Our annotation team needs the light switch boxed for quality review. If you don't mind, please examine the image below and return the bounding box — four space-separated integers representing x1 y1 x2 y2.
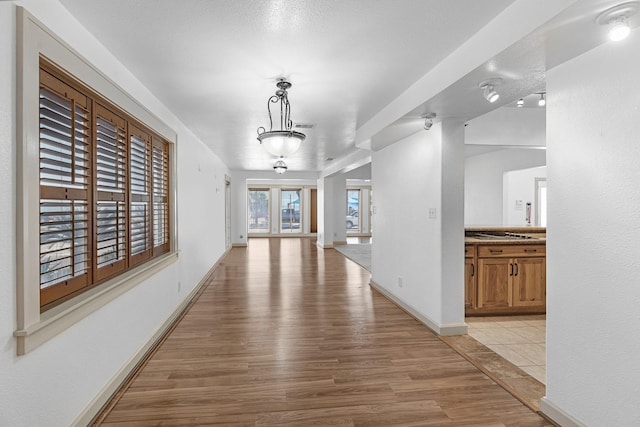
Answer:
428 208 437 219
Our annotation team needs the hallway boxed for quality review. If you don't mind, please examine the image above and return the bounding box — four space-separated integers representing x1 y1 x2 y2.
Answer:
94 238 550 426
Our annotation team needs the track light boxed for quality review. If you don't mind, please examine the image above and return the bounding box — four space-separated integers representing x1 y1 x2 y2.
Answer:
479 78 503 103
423 113 436 130
596 2 638 42
516 98 524 108
609 17 631 40
538 93 546 107
483 85 499 103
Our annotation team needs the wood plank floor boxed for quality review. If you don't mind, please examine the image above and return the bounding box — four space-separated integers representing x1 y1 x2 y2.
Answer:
95 238 552 426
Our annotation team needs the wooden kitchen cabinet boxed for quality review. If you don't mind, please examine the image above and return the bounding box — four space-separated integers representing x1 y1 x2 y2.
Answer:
464 245 476 309
512 257 546 307
475 244 546 314
477 257 511 309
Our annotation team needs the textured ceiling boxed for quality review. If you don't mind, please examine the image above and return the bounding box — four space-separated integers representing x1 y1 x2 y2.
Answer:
58 0 515 171
58 0 633 172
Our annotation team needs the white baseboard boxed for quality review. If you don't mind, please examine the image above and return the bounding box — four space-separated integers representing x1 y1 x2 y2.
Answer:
317 241 333 249
232 242 248 247
369 279 467 336
540 397 586 427
332 240 348 246
72 247 231 427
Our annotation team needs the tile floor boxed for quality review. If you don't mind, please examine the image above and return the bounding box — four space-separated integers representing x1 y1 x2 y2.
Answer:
465 315 546 384
346 236 372 244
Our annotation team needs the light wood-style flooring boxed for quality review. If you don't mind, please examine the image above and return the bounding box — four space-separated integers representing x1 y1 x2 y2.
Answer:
94 238 552 426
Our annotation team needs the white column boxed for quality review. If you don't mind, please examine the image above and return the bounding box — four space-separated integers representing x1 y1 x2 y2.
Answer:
440 119 466 327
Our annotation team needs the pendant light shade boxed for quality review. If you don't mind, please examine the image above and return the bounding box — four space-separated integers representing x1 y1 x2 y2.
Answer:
273 158 288 174
259 131 305 157
257 80 306 158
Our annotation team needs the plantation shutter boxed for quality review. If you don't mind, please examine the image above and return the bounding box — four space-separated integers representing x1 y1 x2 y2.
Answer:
152 137 170 255
37 60 173 310
129 125 152 265
94 104 128 281
39 70 92 307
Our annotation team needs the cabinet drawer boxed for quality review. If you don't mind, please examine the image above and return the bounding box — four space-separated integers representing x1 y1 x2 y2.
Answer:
478 244 545 258
465 244 475 258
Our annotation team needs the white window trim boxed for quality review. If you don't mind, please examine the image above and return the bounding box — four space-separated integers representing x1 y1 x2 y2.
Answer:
346 184 372 236
14 8 178 355
279 187 304 234
246 184 316 237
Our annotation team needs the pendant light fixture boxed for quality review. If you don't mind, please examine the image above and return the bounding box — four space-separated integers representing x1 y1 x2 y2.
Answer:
257 79 306 158
596 2 638 42
273 158 288 174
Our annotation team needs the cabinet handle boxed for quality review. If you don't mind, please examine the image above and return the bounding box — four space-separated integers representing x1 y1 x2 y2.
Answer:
514 263 519 276
471 263 475 277
524 248 537 253
490 249 503 254
510 263 514 276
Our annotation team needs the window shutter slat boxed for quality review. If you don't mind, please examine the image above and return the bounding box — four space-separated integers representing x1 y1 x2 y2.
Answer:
95 106 128 279
96 116 127 193
39 81 91 305
39 199 89 290
152 139 169 254
129 128 152 264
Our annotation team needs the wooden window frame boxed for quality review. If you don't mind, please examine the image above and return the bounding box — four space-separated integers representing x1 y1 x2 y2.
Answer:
15 9 177 355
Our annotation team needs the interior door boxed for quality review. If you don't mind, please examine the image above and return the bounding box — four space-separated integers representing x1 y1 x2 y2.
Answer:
310 188 317 233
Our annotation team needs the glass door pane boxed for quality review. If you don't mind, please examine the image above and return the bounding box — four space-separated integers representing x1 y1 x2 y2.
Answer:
248 189 270 233
346 189 360 233
281 189 301 233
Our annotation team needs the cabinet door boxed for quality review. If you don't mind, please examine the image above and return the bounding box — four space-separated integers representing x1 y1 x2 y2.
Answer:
512 257 546 307
477 258 512 308
465 257 476 309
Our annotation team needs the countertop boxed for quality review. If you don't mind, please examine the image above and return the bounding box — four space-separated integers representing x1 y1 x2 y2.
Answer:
465 227 546 245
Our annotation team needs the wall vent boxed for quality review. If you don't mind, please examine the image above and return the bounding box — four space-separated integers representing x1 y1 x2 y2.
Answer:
294 123 314 129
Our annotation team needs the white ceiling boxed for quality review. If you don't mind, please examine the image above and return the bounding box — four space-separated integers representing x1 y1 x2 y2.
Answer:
58 0 638 172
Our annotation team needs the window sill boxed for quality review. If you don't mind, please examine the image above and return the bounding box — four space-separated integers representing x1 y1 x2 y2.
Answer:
14 252 178 355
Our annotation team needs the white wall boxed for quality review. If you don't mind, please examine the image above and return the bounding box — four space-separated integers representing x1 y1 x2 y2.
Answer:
465 148 546 225
1 2 229 426
503 166 546 226
371 121 465 332
542 29 640 426
317 174 346 247
466 106 546 147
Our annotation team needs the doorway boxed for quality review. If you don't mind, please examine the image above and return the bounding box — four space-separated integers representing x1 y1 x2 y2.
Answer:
225 176 231 249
